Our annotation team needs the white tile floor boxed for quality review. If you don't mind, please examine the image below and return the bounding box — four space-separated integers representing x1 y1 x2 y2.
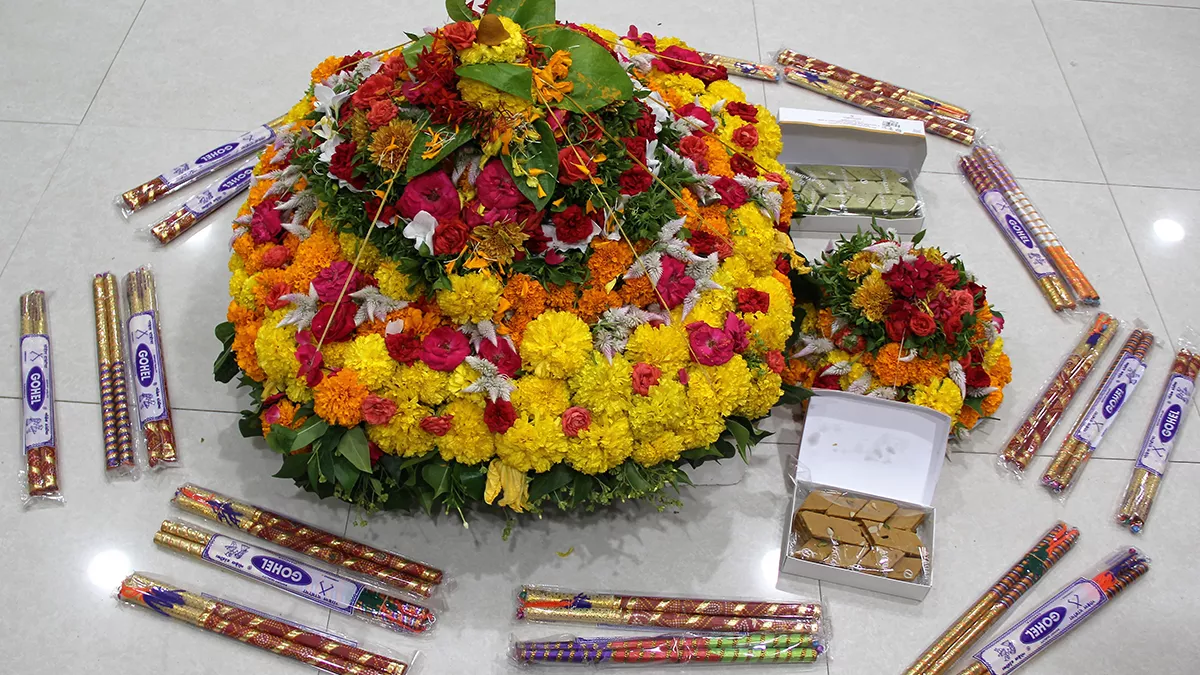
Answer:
1 0 1197 673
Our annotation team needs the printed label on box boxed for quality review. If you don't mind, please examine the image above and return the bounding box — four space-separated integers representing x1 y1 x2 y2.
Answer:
973 578 1106 674
161 125 275 188
1136 374 1193 476
981 190 1056 278
780 108 926 136
21 335 54 453
1073 354 1146 448
202 535 364 615
127 311 168 423
182 165 254 219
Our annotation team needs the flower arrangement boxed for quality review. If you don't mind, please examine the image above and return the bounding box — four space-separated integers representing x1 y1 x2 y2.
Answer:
213 0 808 520
783 227 1010 436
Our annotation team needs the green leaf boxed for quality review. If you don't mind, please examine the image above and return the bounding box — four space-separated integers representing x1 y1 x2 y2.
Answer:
456 464 488 501
407 123 473 179
501 118 558 210
403 34 435 69
307 453 324 487
912 229 927 246
318 447 336 488
215 321 235 344
289 418 329 452
487 0 555 29
333 455 361 493
455 63 533 101
213 344 239 383
535 27 632 113
238 414 263 438
445 0 478 21
779 383 814 406
266 425 298 455
679 444 724 466
422 462 452 499
570 473 595 507
380 452 437 482
417 489 436 515
274 452 310 479
963 397 986 415
337 426 373 473
726 418 752 450
528 463 574 501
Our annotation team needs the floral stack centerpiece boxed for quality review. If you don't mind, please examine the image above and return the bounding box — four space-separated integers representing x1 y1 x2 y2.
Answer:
214 0 807 520
783 227 1010 438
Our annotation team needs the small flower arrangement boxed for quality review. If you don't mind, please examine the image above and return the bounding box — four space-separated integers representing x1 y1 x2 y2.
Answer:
214 0 809 520
783 226 1010 436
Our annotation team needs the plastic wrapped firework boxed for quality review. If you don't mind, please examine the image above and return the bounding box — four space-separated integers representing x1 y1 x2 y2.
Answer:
901 522 1080 675
172 483 444 599
19 291 62 503
1117 333 1200 533
93 274 137 475
958 155 1074 312
697 52 782 82
972 145 1098 305
116 118 281 216
154 519 435 634
149 160 255 244
1000 313 1119 473
955 548 1150 675
775 49 970 122
517 586 822 634
1043 329 1155 494
126 267 178 468
513 633 825 666
100 273 139 471
117 572 415 675
782 66 977 145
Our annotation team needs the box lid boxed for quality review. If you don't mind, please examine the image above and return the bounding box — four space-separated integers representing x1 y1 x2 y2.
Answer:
794 390 949 507
778 108 928 178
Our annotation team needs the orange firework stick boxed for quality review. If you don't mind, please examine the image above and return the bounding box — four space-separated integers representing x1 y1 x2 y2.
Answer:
19 291 61 500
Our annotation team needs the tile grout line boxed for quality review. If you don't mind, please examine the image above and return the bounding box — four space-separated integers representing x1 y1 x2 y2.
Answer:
0 126 79 277
1071 0 1200 11
922 168 1200 193
78 0 147 125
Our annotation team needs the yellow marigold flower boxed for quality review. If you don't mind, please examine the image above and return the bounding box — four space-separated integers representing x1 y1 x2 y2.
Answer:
732 205 778 274
369 118 419 173
337 233 383 275
285 96 315 125
738 370 783 419
367 397 434 457
846 251 877 280
625 324 691 374
632 431 685 466
567 418 634 475
698 355 752 416
375 261 415 301
629 379 689 442
438 398 496 465
851 270 894 322
484 459 529 512
922 247 945 263
688 288 735 329
910 377 964 419
342 334 396 392
438 273 504 325
458 77 534 114
677 377 725 448
254 310 298 385
743 275 793 351
706 79 747 103
285 377 313 404
520 310 593 379
495 416 569 473
385 362 451 407
652 72 705 96
569 353 632 420
313 369 369 427
511 376 571 420
714 256 756 291
798 303 820 335
984 337 1005 371
446 362 481 400
229 268 255 309
459 16 526 64
580 23 620 45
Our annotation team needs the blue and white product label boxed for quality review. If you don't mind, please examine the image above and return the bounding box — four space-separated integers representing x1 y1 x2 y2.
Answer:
160 125 275 188
127 311 168 423
980 190 1056 278
973 578 1107 674
1136 374 1194 476
181 165 254 219
20 335 54 453
1073 353 1147 448
202 534 364 615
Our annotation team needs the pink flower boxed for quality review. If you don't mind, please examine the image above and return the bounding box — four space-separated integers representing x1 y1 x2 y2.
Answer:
476 160 525 209
361 394 398 425
262 403 282 427
561 406 592 438
723 313 751 353
676 103 715 132
295 336 324 387
399 171 460 222
478 339 521 378
656 256 696 309
420 415 453 436
250 196 283 244
420 326 471 372
687 321 735 366
677 368 689 385
631 362 662 396
312 261 368 303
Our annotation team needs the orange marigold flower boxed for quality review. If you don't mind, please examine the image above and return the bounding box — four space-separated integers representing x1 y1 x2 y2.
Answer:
247 179 274 211
577 286 621 323
227 299 258 327
392 306 442 338
232 234 256 266
981 388 1004 416
252 268 288 308
817 309 835 339
705 136 732 177
618 276 657 308
675 188 700 222
311 55 342 84
958 405 980 429
587 240 634 286
782 359 815 387
701 206 731 238
286 228 342 291
545 282 578 312
501 273 547 343
313 368 368 427
232 318 266 382
780 185 797 223
356 318 388 338
870 343 948 387
261 399 307 437
987 352 1013 389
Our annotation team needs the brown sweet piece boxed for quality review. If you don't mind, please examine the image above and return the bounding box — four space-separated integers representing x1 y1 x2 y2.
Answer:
855 499 899 523
887 508 927 531
793 537 833 562
477 14 510 45
825 516 868 546
794 511 868 546
828 544 866 568
858 546 906 571
887 557 925 582
867 526 925 557
824 496 869 519
798 490 839 513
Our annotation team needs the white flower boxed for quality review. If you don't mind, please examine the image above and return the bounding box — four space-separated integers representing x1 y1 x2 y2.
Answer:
463 356 516 402
402 211 438 254
385 319 405 335
460 320 500 350
948 360 967 400
350 286 407 326
624 250 663 285
318 133 343 166
277 284 320 330
313 84 350 118
968 386 998 399
791 336 834 359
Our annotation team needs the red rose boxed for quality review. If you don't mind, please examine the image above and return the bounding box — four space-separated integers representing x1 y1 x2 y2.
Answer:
909 312 937 337
730 153 758 177
261 245 291 269
558 146 597 184
384 331 421 364
725 101 759 123
966 365 991 389
361 394 398 425
625 25 657 50
690 230 732 260
813 371 842 390
363 195 399 225
678 134 709 162
687 322 734 366
419 414 454 436
631 362 662 396
399 171 460 221
250 196 284 244
634 106 656 139
484 399 517 433
724 312 750 353
551 205 597 244
521 214 551 255
264 281 292 310
561 406 592 438
943 314 964 341
618 165 654 195
937 263 961 288
766 350 785 374
676 103 715 132
883 257 938 297
420 326 470 371
366 99 398 129
329 141 365 190
885 301 915 342
653 46 726 83
478 338 522 378
736 287 770 314
433 218 470 256
312 260 368 303
732 124 759 150
775 254 790 276
624 136 647 162
965 281 987 309
713 176 748 208
656 256 696 309
476 160 525 209
442 20 477 50
836 331 866 354
337 50 373 73
351 72 394 109
310 302 358 343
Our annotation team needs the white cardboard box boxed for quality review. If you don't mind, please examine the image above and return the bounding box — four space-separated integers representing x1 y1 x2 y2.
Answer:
778 390 950 601
779 108 928 236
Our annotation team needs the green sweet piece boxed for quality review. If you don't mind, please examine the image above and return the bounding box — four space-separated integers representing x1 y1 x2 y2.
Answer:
849 181 882 199
810 179 839 196
817 194 849 213
873 194 899 214
843 194 874 214
864 195 888 216
795 165 826 179
879 168 907 184
846 166 881 181
799 183 821 211
889 195 919 216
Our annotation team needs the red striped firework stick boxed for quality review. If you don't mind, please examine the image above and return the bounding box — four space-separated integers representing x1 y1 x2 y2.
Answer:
518 604 820 633
127 267 179 467
20 291 61 499
777 49 970 121
972 145 1098 305
783 66 976 145
519 586 821 618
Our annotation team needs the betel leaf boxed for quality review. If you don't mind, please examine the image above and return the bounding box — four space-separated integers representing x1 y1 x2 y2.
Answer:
289 417 329 452
622 462 650 492
337 426 373 473
215 321 235 343
273 452 310 479
238 413 263 438
456 464 487 501
726 418 752 450
487 0 555 30
266 425 298 455
422 462 452 499
528 463 573 501
307 453 324 487
407 123 473 179
403 34 435 69
455 63 533 101
570 473 595 507
445 0 479 22
534 27 632 113
501 118 558 210
333 455 361 493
